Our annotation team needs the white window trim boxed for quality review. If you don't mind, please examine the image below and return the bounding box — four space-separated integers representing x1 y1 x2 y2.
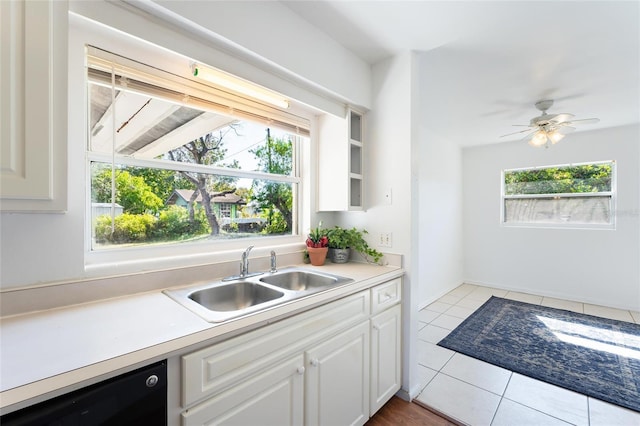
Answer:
500 161 617 230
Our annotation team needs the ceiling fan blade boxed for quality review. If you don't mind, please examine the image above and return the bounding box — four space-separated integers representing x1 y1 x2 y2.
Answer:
500 127 534 138
566 117 600 125
549 113 575 123
521 130 539 142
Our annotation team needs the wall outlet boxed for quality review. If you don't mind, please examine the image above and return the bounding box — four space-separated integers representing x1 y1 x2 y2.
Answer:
379 232 392 248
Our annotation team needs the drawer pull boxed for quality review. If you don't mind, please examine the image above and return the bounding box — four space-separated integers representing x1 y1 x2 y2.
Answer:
310 358 319 367
297 366 306 375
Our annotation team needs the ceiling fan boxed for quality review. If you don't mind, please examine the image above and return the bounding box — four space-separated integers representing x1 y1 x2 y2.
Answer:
501 99 600 148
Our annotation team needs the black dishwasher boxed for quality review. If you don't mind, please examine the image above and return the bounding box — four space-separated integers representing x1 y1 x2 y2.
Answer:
1 360 167 426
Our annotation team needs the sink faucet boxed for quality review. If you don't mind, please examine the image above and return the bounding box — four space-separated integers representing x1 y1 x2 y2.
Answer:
240 245 254 277
270 250 277 273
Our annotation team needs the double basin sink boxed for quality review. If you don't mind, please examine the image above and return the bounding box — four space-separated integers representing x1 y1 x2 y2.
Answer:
164 267 353 323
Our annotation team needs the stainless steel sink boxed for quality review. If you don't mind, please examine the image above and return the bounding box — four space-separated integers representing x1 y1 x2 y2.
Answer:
164 267 353 323
260 269 352 291
188 281 284 312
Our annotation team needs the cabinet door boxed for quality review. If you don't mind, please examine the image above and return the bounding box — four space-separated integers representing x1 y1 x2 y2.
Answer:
182 355 304 426
305 321 370 426
370 304 402 415
0 0 67 212
317 108 364 211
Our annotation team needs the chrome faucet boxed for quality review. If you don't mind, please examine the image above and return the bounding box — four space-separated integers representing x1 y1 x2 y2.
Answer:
222 245 265 281
240 245 254 277
270 250 277 273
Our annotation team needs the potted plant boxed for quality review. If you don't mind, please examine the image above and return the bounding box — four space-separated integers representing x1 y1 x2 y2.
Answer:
326 226 383 264
305 222 329 266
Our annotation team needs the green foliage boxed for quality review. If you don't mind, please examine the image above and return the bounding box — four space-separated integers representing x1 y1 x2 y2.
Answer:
326 226 383 263
92 169 163 214
505 164 612 195
223 221 240 233
261 210 288 234
153 205 209 239
129 168 185 203
306 222 328 248
167 127 241 235
116 172 164 214
96 205 212 244
251 132 293 233
326 226 353 249
95 213 156 244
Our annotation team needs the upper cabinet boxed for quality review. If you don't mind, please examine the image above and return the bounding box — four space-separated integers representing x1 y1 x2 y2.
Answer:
0 0 68 212
317 109 364 211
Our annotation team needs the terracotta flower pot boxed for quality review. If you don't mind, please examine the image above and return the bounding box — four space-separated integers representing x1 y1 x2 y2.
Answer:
307 247 328 266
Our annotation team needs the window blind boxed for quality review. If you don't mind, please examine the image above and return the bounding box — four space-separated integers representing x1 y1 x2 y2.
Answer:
86 46 311 138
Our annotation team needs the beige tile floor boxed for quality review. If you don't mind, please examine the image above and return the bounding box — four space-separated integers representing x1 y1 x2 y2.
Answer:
415 284 640 426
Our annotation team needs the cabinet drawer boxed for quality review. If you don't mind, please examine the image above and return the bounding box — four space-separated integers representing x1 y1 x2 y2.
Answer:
371 278 401 315
182 290 370 407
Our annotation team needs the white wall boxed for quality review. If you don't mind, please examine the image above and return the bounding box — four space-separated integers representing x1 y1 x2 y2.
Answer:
150 0 372 110
462 124 640 311
415 125 464 307
0 1 371 289
411 52 466 309
334 52 419 398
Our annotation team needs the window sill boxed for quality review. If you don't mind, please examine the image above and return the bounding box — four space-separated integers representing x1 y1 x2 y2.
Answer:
501 222 615 231
85 236 304 278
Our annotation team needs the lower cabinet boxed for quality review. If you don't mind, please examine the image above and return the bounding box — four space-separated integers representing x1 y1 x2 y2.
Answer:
182 355 304 426
180 279 402 426
305 321 370 426
370 304 402 415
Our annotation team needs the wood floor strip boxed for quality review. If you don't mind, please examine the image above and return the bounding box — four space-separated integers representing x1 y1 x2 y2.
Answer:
366 397 459 426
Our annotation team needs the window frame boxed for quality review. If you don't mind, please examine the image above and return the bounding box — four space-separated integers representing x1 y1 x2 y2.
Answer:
500 160 616 230
76 19 312 271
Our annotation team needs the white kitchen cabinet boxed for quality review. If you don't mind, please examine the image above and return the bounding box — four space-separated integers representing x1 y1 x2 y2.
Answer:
0 0 68 212
181 291 369 407
180 277 403 425
181 290 371 424
317 109 364 211
305 321 370 426
370 304 402 415
182 355 304 426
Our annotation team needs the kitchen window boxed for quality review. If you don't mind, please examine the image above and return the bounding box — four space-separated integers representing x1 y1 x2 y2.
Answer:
502 161 615 228
87 47 309 251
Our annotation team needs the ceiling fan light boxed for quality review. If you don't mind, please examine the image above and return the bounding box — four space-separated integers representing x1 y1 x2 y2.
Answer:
548 131 565 144
529 130 548 147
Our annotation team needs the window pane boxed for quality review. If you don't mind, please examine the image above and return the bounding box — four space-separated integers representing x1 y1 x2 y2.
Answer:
502 161 614 227
90 162 295 249
89 81 294 176
504 164 612 195
504 196 612 225
88 59 303 251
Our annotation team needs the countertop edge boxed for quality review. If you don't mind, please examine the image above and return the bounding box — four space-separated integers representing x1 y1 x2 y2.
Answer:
0 264 404 413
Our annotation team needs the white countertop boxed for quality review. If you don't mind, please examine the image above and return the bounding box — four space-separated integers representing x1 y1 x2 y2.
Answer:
0 262 402 412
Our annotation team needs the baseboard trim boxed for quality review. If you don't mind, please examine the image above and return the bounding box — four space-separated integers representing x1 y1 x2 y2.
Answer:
462 279 639 312
395 388 411 402
413 399 464 425
417 281 466 311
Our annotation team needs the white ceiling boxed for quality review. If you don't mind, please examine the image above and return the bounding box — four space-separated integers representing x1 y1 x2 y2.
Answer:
282 1 640 146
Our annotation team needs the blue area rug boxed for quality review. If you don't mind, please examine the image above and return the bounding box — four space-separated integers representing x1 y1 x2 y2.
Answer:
437 296 640 412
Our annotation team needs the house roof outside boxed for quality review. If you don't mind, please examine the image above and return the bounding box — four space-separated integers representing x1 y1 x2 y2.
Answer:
167 189 245 206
